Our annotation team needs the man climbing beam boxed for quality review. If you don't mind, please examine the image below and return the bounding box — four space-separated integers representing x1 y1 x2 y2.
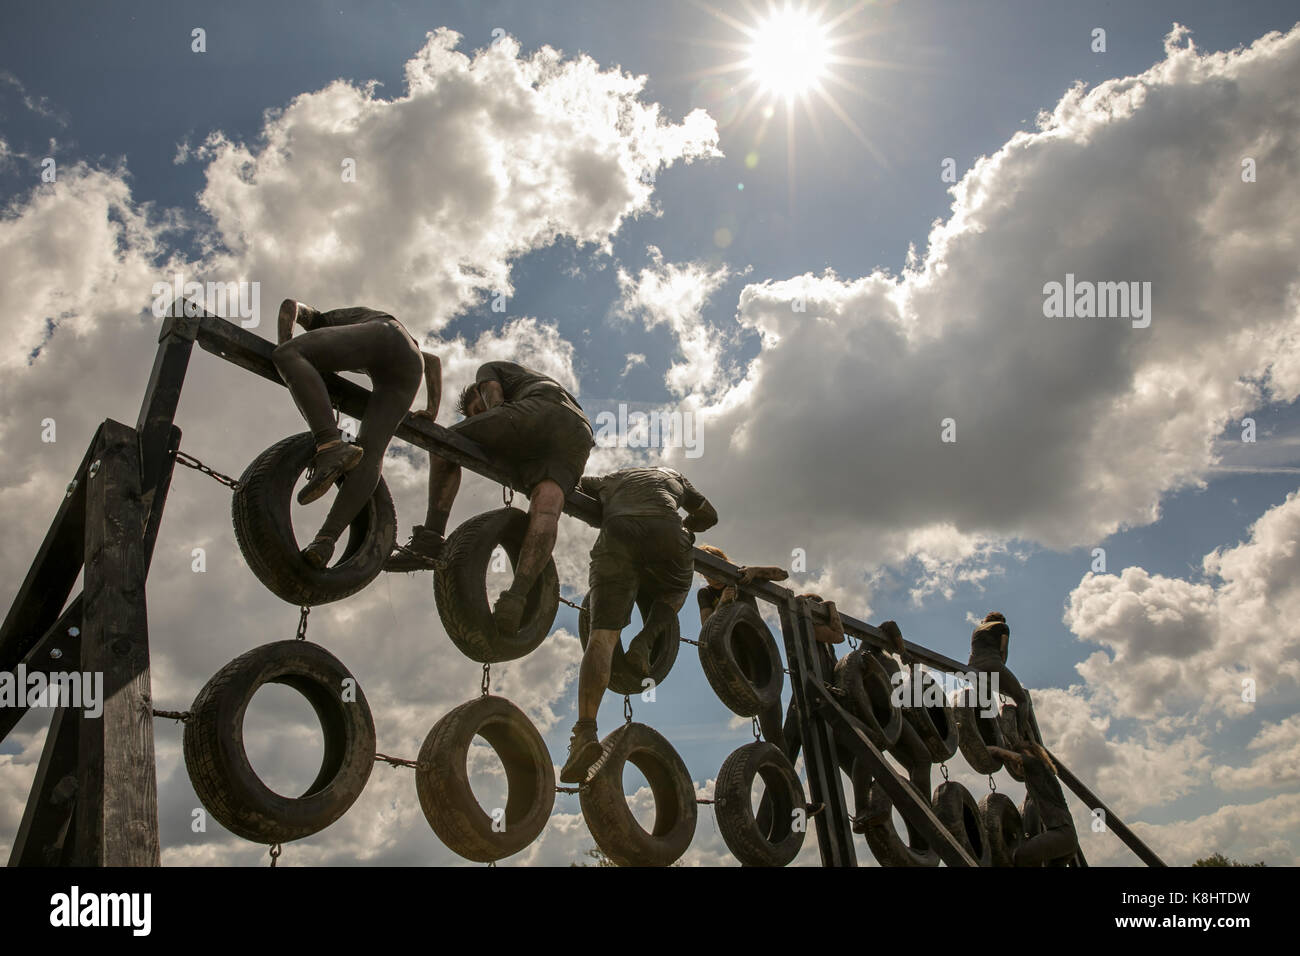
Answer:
559 466 718 784
272 299 440 569
986 740 1081 866
385 360 595 639
966 611 1037 740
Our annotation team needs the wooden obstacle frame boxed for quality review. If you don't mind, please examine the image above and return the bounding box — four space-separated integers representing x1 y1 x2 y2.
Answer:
0 307 1166 867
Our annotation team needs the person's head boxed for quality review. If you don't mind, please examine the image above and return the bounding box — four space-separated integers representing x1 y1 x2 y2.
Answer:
698 544 729 589
1017 740 1056 775
457 382 487 418
983 611 1006 624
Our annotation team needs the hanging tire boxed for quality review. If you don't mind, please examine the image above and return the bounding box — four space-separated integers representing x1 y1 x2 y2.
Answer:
231 433 396 606
997 704 1026 781
1020 795 1080 866
577 591 680 696
980 792 1024 867
932 781 991 866
415 695 555 863
433 508 560 663
951 690 1005 774
861 777 939 867
698 601 784 717
833 649 902 750
183 640 375 844
580 723 697 866
900 668 960 762
714 742 806 867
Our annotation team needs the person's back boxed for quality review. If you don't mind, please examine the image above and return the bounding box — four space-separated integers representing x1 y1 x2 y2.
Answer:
581 466 705 522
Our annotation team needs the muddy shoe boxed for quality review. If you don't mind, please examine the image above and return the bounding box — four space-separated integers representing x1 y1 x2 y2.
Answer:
624 632 653 678
559 720 602 784
301 534 336 570
493 589 527 640
383 526 446 572
297 440 364 506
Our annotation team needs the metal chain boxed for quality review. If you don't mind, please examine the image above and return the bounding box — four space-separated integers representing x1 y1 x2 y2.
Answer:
623 694 633 724
174 450 242 491
940 762 949 781
752 716 762 741
375 753 421 770
269 843 282 867
558 595 582 611
296 605 310 641
152 709 190 722
988 774 997 793
481 663 491 697
502 484 514 507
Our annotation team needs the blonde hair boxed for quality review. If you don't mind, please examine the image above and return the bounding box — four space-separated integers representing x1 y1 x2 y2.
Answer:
697 544 729 562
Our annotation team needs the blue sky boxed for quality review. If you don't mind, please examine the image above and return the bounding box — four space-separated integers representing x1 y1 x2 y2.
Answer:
3 1 1300 866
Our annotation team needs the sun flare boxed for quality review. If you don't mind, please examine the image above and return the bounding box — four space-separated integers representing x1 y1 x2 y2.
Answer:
747 8 830 97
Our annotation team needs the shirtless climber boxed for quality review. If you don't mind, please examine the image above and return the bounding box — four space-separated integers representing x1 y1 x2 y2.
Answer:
986 740 1080 866
384 360 595 640
559 466 718 784
272 300 440 569
966 611 1036 739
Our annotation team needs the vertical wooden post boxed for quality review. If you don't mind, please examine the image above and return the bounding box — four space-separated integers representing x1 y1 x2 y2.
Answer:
777 595 857 866
74 419 160 866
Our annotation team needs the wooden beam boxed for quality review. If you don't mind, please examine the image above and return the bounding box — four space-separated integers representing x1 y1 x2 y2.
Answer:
810 681 978 867
0 598 81 744
8 703 80 866
775 596 856 866
0 425 102 675
73 420 160 866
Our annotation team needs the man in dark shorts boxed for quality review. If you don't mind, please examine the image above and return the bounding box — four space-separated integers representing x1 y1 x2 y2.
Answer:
272 299 439 569
966 611 1036 739
986 740 1080 866
559 466 717 784
385 360 595 637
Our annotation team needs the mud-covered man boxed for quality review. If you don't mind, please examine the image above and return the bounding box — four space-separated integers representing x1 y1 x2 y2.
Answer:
385 360 594 640
559 466 718 784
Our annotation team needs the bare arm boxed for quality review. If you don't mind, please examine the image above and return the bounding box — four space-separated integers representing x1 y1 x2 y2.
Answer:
683 498 718 533
738 565 788 584
479 379 506 409
986 746 1023 776
414 352 442 420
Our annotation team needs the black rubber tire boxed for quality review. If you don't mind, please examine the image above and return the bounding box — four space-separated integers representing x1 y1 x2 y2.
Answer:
997 703 1027 781
901 668 960 762
833 649 902 750
183 640 375 844
698 601 784 717
950 690 1005 774
433 508 560 663
714 742 806 867
577 590 680 696
415 695 555 862
861 777 940 867
231 433 396 606
980 791 1024 867
580 722 697 866
932 780 992 867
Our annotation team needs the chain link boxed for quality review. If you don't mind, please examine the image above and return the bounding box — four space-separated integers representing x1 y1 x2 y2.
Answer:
940 762 949 782
152 709 190 722
481 663 491 697
752 716 762 741
623 694 633 724
558 594 582 611
269 843 282 867
502 484 514 507
296 605 310 641
173 450 242 491
988 773 997 793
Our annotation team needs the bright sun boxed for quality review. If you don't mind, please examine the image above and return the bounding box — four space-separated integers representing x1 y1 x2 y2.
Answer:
747 8 830 97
